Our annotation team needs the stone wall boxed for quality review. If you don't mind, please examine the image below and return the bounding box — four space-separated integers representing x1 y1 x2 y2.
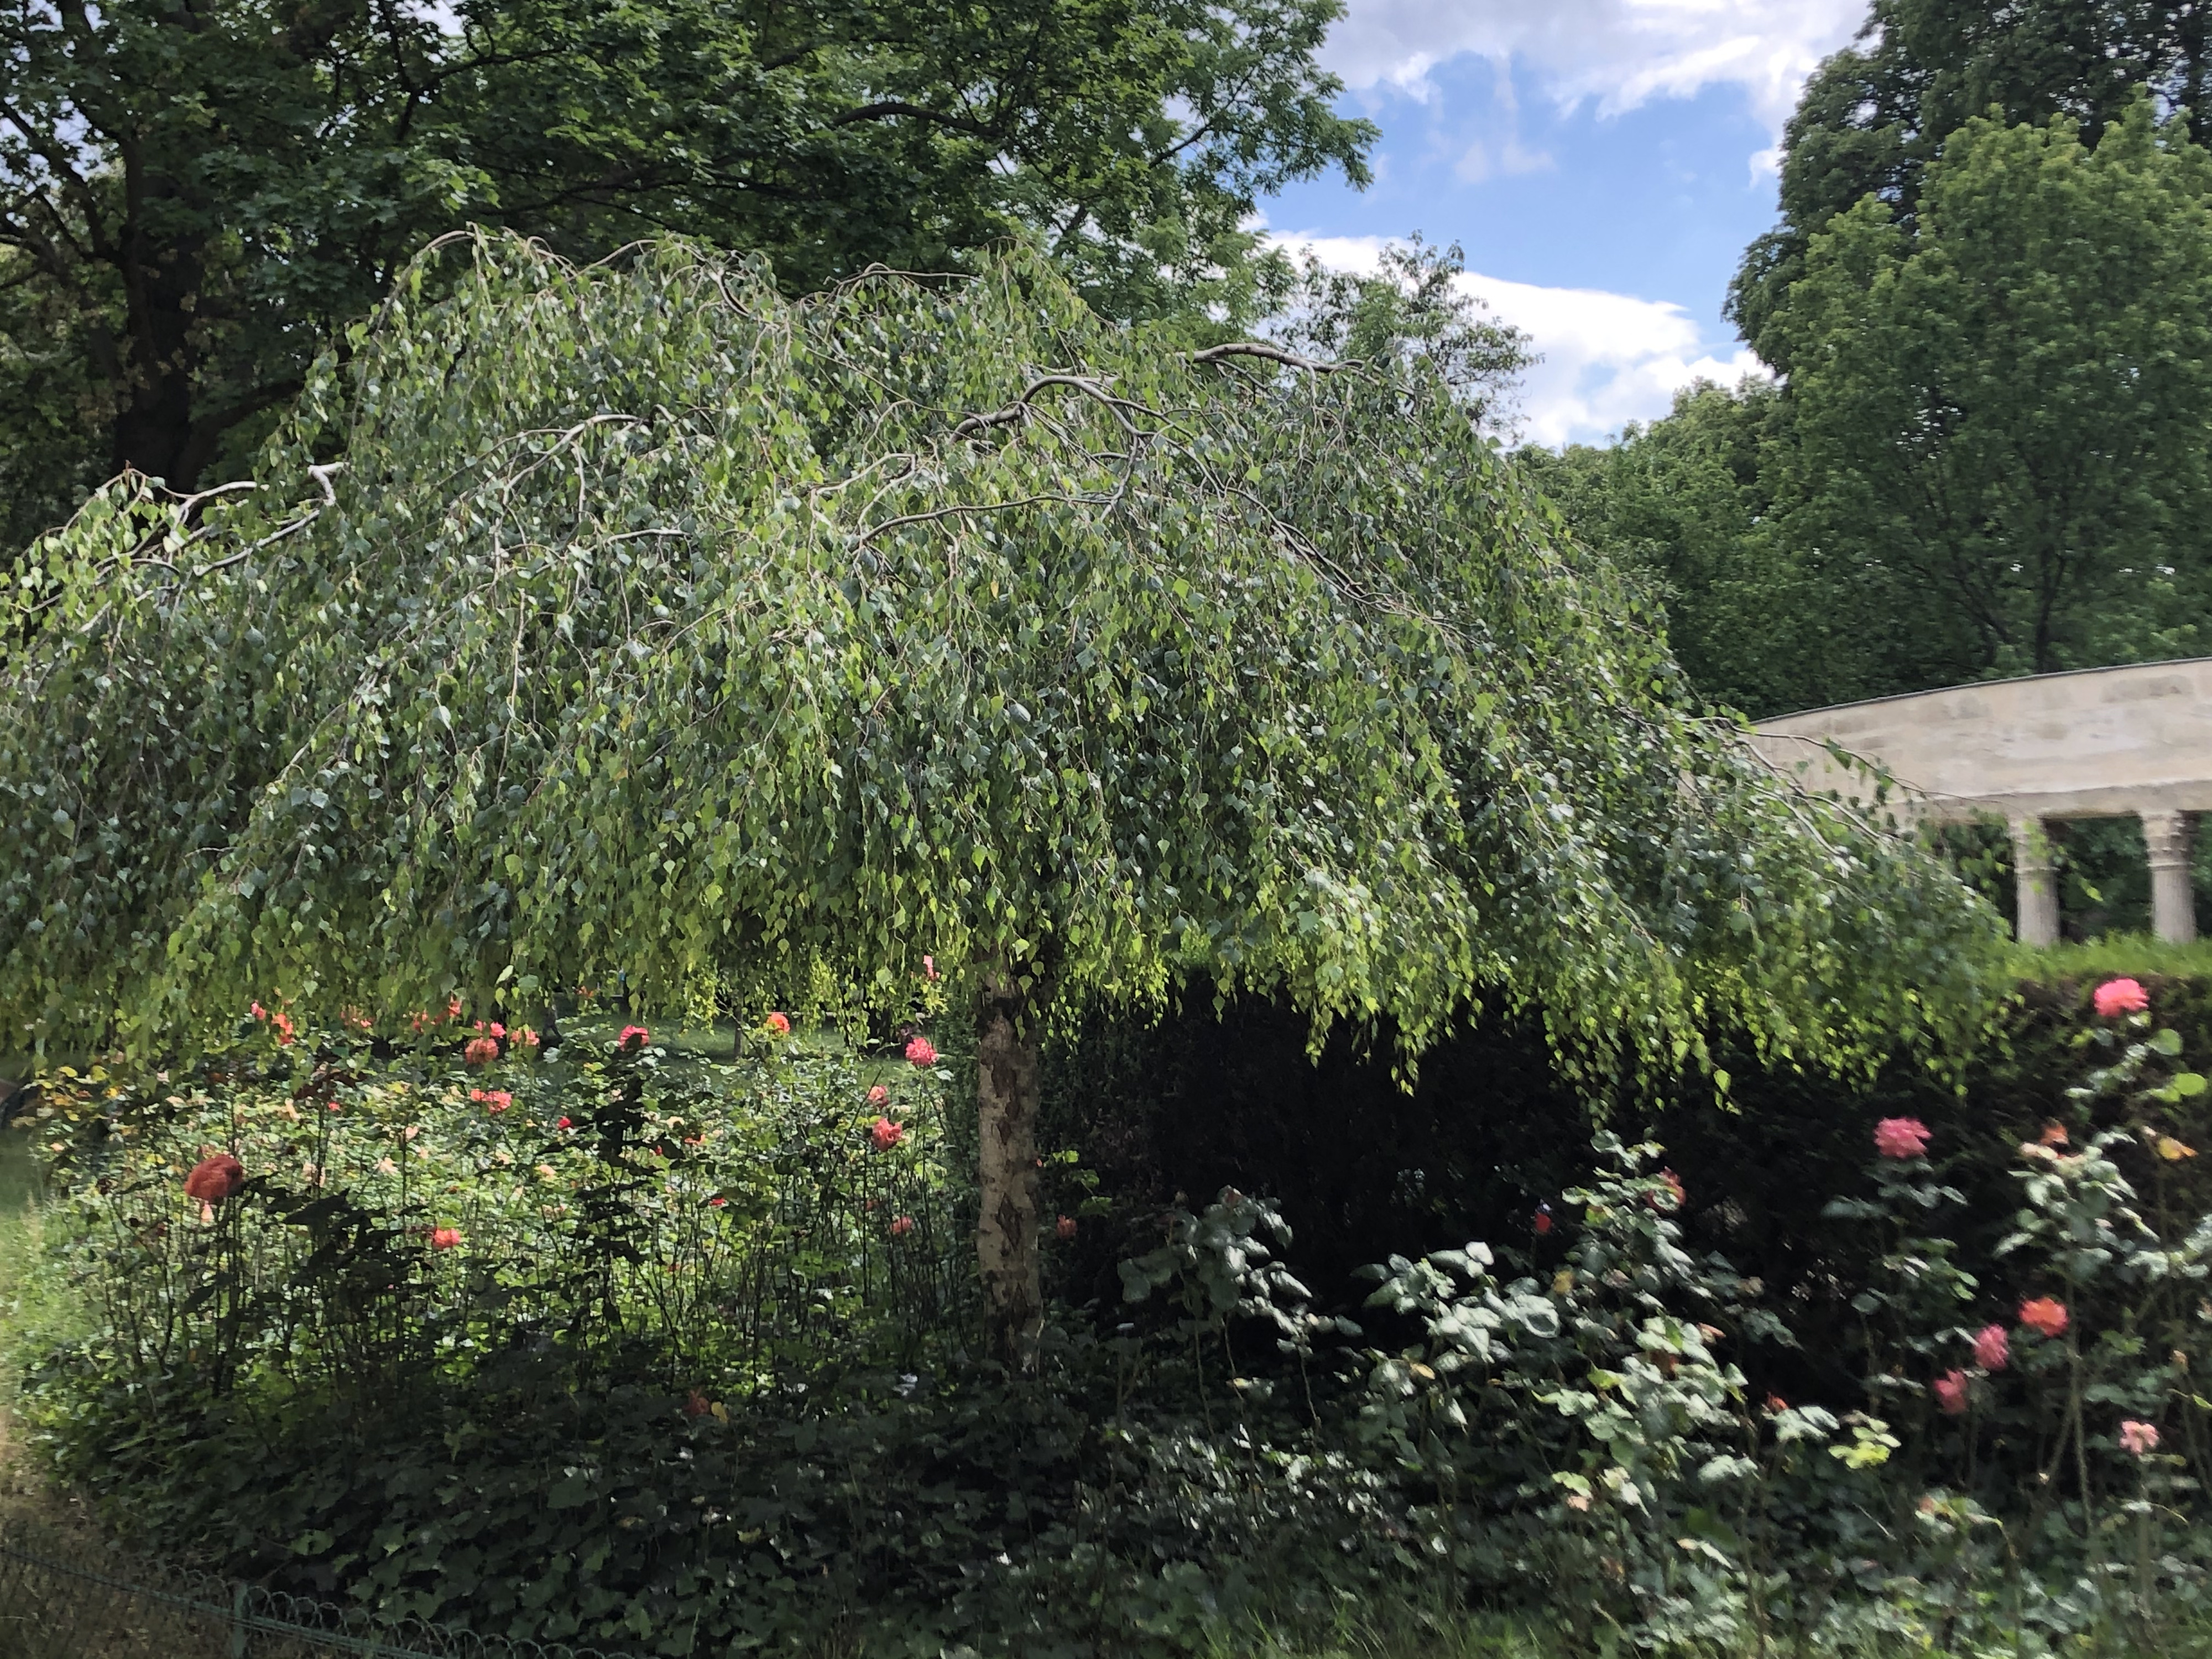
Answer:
1750 658 2212 943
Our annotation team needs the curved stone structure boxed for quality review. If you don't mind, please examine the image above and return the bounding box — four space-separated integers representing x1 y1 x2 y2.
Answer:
1750 658 2212 945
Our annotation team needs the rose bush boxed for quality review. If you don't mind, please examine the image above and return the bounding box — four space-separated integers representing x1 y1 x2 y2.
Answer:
14 974 2212 1655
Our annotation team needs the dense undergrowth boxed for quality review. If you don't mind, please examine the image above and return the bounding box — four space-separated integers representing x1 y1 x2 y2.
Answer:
9 974 2212 1656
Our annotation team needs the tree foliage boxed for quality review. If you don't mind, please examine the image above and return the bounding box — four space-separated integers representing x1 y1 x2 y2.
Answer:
1 236 2004 1083
1773 103 2212 685
1730 0 2211 367
1517 382 1806 716
1547 100 2212 714
1268 234 1533 435
0 0 1371 504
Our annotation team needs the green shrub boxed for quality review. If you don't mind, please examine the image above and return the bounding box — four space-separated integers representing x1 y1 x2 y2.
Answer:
17 979 2212 1656
9 1016 1412 1655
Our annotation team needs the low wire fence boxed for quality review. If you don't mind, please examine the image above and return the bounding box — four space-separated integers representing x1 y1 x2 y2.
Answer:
0 1520 631 1659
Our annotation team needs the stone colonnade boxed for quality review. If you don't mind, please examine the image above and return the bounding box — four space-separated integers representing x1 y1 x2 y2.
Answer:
1747 658 2212 950
2007 811 2197 947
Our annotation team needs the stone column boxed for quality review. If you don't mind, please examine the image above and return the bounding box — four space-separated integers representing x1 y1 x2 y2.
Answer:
2010 816 2060 947
2142 809 2198 944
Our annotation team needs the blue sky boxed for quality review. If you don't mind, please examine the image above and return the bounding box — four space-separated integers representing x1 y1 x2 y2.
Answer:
1263 0 1870 445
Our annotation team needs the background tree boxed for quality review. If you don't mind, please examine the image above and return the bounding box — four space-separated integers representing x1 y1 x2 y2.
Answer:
1537 6 2212 721
0 259 107 557
1730 0 2211 368
0 235 2005 1358
1517 380 1819 714
0 0 1371 512
1770 103 2212 687
1269 234 1533 435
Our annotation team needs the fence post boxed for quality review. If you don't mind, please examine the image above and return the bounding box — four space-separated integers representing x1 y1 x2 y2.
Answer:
231 1580 251 1658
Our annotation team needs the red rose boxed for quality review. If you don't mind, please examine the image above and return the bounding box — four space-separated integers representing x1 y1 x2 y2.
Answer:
184 1154 244 1204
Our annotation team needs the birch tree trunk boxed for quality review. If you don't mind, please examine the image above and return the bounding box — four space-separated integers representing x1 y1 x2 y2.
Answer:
974 964 1044 1367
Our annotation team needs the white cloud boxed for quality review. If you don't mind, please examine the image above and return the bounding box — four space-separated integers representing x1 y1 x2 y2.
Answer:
1275 233 1766 447
1455 137 1556 183
1326 0 1866 138
1452 58 1554 182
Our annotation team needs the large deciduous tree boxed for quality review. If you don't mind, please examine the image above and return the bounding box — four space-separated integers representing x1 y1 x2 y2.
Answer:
1269 234 1533 435
1730 0 2211 367
0 0 1371 515
0 236 2006 1359
1541 91 2212 717
1771 103 2212 684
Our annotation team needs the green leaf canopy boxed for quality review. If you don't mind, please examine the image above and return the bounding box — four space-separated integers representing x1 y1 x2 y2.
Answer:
2 235 2006 1073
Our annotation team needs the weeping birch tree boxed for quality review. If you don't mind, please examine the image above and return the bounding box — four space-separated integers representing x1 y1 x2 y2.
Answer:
0 234 2006 1359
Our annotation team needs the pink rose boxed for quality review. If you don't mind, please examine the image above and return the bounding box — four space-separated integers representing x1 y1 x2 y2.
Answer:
904 1035 938 1067
1932 1370 1969 1415
1874 1117 1931 1159
2120 1420 2160 1456
2093 978 2150 1019
1971 1323 2009 1371
869 1117 906 1151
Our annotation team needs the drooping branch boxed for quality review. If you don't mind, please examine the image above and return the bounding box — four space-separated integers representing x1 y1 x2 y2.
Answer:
1188 340 1340 374
950 373 1151 441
